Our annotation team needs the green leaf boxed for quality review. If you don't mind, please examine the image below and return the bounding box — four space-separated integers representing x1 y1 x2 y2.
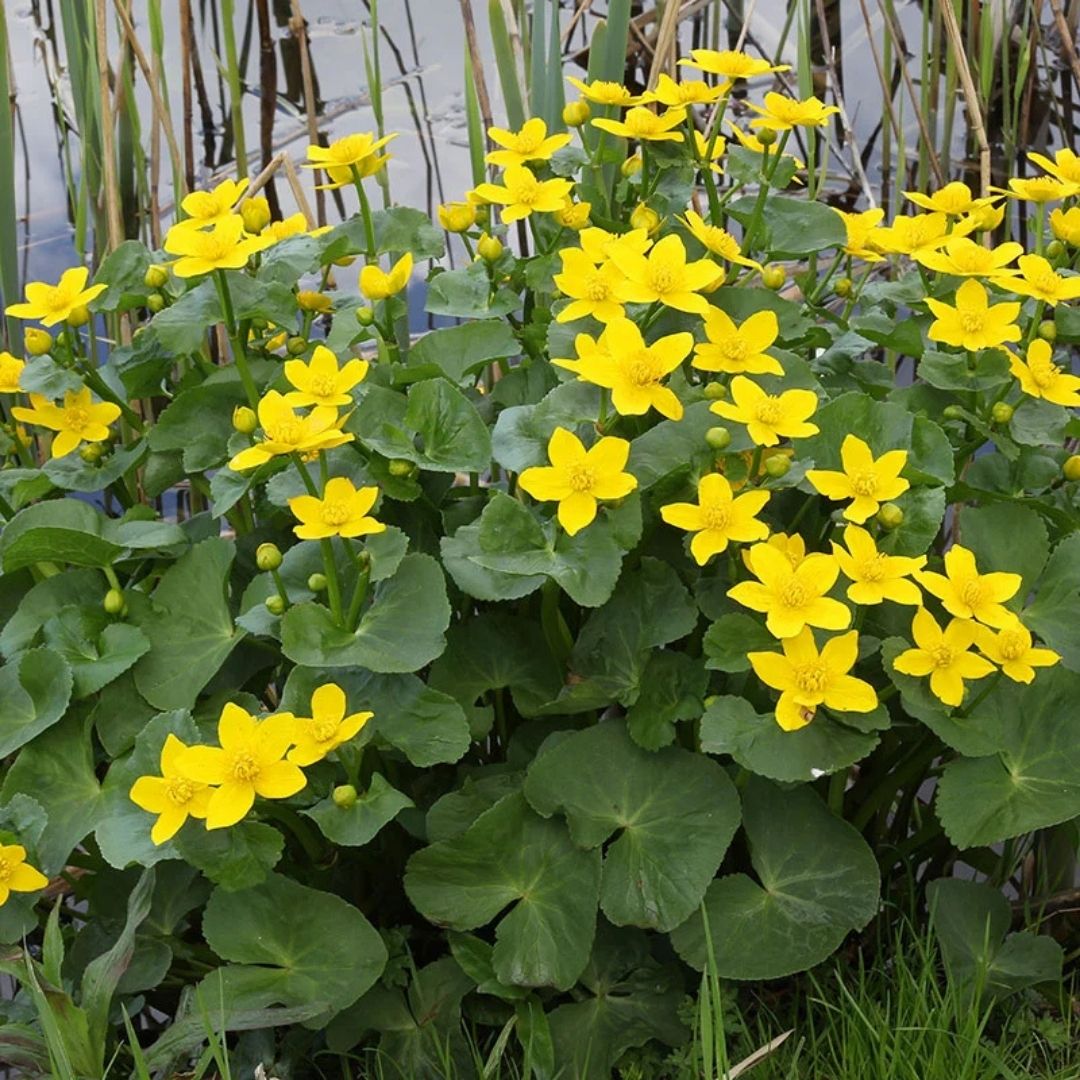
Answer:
703 613 777 673
350 382 492 473
43 440 149 495
42 609 150 698
148 381 249 472
373 206 446 259
405 792 601 990
1025 532 1080 671
1 570 105 658
408 321 520 383
935 665 1080 848
441 520 547 602
303 774 413 847
148 280 219 354
918 348 1010 392
670 778 879 979
90 240 152 312
628 401 737 488
201 873 387 1016
877 486 946 557
1009 398 1068 447
280 554 450 672
492 381 601 473
524 721 739 932
703 286 812 344
175 821 284 892
425 264 521 318
928 878 1062 1001
960 502 1049 604
0 500 122 571
133 538 245 711
625 651 708 751
727 195 846 257
0 647 73 757
1 713 103 874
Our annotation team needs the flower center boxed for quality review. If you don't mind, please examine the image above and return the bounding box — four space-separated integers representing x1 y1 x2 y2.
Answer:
997 629 1027 660
858 554 888 582
312 719 338 743
44 286 69 313
754 397 783 425
720 338 749 362
1029 357 1060 388
959 312 985 334
780 579 809 608
702 504 730 531
794 663 829 694
566 463 595 492
584 271 610 302
267 419 303 445
960 579 986 609
333 135 371 164
320 500 351 526
591 81 627 104
63 406 90 433
649 264 677 293
230 752 261 782
954 249 992 272
310 375 338 398
626 352 660 386
516 131 542 153
510 175 541 206
166 778 195 806
930 645 955 668
0 857 11 882
850 470 878 496
1031 269 1060 293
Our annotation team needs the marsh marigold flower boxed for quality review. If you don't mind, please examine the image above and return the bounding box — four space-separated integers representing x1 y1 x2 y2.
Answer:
1049 207 1080 246
645 74 726 108
1007 339 1080 407
729 542 850 638
518 427 637 536
305 131 397 189
1027 147 1080 185
835 208 885 262
565 76 642 107
438 201 478 233
974 617 1060 684
0 845 48 907
129 734 212 845
227 391 353 472
610 233 718 314
553 247 626 323
175 177 249 231
661 473 770 565
288 477 385 541
925 279 1021 352
486 118 571 168
709 375 819 447
473 165 574 224
892 608 995 707
579 226 651 264
678 48 789 80
903 181 994 216
262 214 311 244
285 344 368 408
747 92 839 131
1004 176 1080 203
693 308 782 375
830 525 925 606
240 195 272 234
287 683 373 767
806 435 909 524
748 628 877 731
359 253 413 301
681 210 760 268
0 352 24 394
554 317 691 420
555 199 592 231
915 544 1021 628
592 105 687 143
994 254 1080 305
915 236 1022 277
12 386 120 458
165 215 270 278
872 213 951 257
6 267 106 326
177 704 306 830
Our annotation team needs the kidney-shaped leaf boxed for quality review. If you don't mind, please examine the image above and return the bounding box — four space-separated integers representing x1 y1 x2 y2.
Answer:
0 500 122 571
0 647 73 757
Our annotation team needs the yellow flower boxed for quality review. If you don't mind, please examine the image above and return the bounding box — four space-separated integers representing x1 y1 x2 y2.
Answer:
485 117 571 168
287 683 373 767
175 177 249 230
974 617 1060 684
1049 206 1080 246
6 267 106 326
288 477 385 541
1007 338 1080 407
994 253 1080 304
915 236 1022 277
0 845 48 907
872 213 951 257
518 427 637 535
729 542 850 638
644 73 726 107
11 386 120 458
359 253 413 300
903 181 994 216
1005 176 1080 202
0 352 24 393
709 375 818 447
892 608 995 706
164 215 270 278
610 233 718 314
284 344 368 408
297 290 333 314
661 472 770 565
553 247 626 323
1027 147 1080 185
592 105 686 143
830 525 926 605
240 195 272 234
835 208 885 262
925 279 1021 352
554 317 691 420
726 123 806 167
262 214 310 244
565 76 643 107
579 226 651 264
748 628 877 731
693 307 782 376
681 210 760 268
959 201 1006 233
746 92 839 131
177 704 306 830
438 201 478 233
473 165 574 223
691 131 728 174
129 734 213 845
677 49 789 80
227 391 353 472
914 544 1021 628
806 434 909 524
748 530 807 571
555 198 591 230
305 131 397 175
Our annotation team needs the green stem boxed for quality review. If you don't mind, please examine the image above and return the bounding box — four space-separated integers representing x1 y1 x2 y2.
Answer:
214 271 260 410
740 131 791 256
344 547 371 632
352 167 378 260
292 453 344 625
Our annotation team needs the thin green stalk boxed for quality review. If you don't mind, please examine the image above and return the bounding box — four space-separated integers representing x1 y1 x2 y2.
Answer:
352 168 378 260
344 548 371 631
213 271 260 410
292 454 344 625
221 0 247 177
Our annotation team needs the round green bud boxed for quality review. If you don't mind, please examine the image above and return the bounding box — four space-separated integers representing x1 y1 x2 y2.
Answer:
1046 240 1066 260
761 264 786 290
562 100 591 128
264 594 286 616
876 503 904 530
942 404 965 422
355 306 376 326
834 277 853 298
232 405 258 435
764 454 791 478
146 292 165 313
24 328 53 356
756 126 778 146
703 695 718 709
477 233 504 262
67 305 90 328
256 542 283 572
388 458 416 478
250 317 268 330
1038 319 1057 343
705 425 732 450
990 401 1014 425
79 442 105 463
307 572 328 592
621 154 643 178
1063 454 1080 482
143 264 169 289
702 382 727 401
103 588 125 615
332 784 358 809
287 336 308 356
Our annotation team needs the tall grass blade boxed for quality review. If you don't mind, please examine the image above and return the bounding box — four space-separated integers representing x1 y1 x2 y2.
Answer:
0 0 21 348
489 0 526 129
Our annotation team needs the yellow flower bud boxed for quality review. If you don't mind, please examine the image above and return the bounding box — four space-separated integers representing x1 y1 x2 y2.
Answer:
24 328 52 356
67 305 90 328
233 405 258 434
554 199 591 231
256 543 283 572
143 264 169 289
241 195 272 235
621 154 643 178
629 203 660 234
563 100 591 127
477 232 504 262
437 201 478 233
297 290 333 314
1063 455 1080 482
